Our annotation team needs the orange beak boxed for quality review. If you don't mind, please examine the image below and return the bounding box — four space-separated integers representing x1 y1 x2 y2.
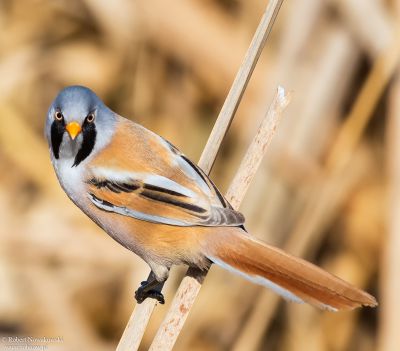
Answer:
65 122 82 140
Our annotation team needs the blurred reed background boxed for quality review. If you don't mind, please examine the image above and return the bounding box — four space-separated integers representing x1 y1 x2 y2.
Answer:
0 0 398 350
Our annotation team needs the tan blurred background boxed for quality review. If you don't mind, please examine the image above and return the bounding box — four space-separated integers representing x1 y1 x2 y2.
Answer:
1 0 399 350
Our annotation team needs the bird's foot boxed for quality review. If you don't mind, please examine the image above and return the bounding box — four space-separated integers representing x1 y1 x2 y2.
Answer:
135 281 165 304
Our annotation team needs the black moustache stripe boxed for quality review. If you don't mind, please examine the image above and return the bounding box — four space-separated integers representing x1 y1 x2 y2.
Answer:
50 119 66 159
73 121 97 167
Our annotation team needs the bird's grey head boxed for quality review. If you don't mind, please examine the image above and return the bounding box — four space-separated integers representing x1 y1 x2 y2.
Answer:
45 85 116 167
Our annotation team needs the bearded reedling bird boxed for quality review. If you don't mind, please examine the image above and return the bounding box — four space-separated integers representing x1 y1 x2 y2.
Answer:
45 85 377 310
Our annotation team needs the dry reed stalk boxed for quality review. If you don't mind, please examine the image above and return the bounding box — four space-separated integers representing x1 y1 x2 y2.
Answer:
224 88 290 205
149 87 289 351
116 2 284 350
232 26 400 351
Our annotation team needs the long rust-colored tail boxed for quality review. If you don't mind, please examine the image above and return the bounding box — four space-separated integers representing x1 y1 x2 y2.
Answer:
205 231 377 311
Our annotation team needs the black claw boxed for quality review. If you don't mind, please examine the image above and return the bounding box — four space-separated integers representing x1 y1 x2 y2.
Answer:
135 285 165 304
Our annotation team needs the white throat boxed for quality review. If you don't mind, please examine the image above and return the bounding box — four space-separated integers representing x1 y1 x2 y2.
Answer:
52 156 86 205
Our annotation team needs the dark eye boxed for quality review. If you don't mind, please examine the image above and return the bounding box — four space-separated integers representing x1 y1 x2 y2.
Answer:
86 113 95 123
54 111 63 121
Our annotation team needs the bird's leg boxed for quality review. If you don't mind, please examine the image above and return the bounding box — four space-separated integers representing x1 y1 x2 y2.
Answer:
134 269 168 304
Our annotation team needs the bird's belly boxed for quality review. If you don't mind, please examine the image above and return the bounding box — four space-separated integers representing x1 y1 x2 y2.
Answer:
86 208 209 268
52 158 207 267
53 159 146 257
86 206 147 255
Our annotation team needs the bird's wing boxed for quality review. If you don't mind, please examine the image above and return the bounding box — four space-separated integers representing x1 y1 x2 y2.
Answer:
85 118 244 227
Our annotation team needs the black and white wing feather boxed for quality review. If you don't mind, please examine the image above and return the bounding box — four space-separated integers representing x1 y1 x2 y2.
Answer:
86 130 244 227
